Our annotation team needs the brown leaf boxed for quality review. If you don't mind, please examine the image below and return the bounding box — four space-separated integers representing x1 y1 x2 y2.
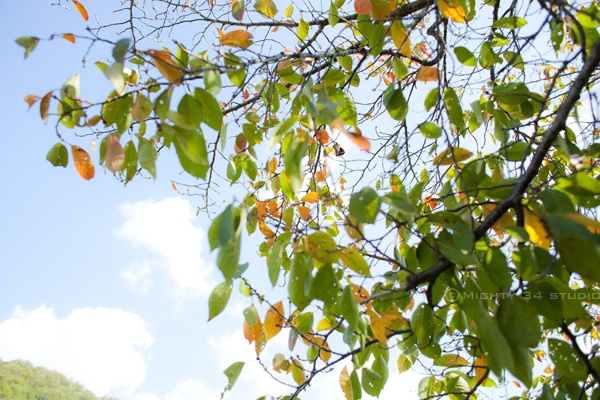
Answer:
62 34 76 44
40 91 52 124
73 1 89 21
105 134 125 174
71 145 95 180
23 95 41 110
146 50 182 85
263 301 284 341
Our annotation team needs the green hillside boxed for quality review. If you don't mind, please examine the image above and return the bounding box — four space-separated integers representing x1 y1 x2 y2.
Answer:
0 359 117 400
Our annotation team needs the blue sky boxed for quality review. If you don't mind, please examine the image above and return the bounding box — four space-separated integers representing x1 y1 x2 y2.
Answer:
0 1 427 399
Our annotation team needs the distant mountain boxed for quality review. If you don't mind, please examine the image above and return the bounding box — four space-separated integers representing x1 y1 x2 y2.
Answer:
0 359 118 400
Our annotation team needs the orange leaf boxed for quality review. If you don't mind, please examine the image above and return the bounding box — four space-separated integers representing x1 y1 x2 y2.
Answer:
146 50 182 85
355 0 373 14
330 118 370 151
367 310 388 344
243 306 263 344
316 129 329 145
416 66 438 82
298 206 312 221
40 91 52 124
301 192 319 204
172 183 177 190
105 134 125 174
267 199 281 218
23 95 41 110
544 365 554 374
219 30 254 48
73 1 89 21
263 301 285 341
259 221 275 237
269 157 277 173
352 284 370 303
62 34 76 44
257 201 268 220
315 171 325 183
437 0 466 23
71 145 95 180
513 381 521 388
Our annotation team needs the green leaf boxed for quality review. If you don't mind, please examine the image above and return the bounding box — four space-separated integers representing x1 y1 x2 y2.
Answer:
361 368 384 397
297 18 309 42
46 143 68 167
492 16 527 29
340 285 360 330
194 88 223 131
112 39 131 63
443 88 465 132
296 312 314 334
120 141 138 185
138 139 157 179
479 41 503 69
243 305 260 327
454 46 477 67
503 51 525 69
173 129 209 179
497 297 540 347
383 85 408 121
208 281 232 321
310 263 338 308
328 2 339 27
412 304 435 341
393 57 408 79
204 68 222 96
101 62 126 96
424 88 439 111
231 0 245 20
349 187 381 224
284 132 309 194
548 339 587 381
472 302 514 373
254 0 278 18
419 122 442 139
217 239 241 281
288 253 312 310
351 369 362 400
222 362 244 392
493 83 531 105
242 155 258 181
268 240 283 286
16 36 39 58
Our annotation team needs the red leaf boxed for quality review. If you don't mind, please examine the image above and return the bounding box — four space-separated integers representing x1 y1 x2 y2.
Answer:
355 0 372 15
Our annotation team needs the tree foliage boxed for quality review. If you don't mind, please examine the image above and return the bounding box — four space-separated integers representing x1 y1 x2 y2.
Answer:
17 0 600 398
0 359 117 400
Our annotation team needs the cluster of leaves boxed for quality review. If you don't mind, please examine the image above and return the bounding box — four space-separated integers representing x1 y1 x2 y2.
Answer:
0 359 117 400
18 0 600 398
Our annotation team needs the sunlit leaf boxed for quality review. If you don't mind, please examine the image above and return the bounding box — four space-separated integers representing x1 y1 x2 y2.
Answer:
71 145 94 180
146 50 183 84
254 0 278 18
73 1 89 21
391 21 411 56
433 147 472 166
263 301 285 341
301 192 319 203
438 0 466 23
219 30 254 48
524 208 552 250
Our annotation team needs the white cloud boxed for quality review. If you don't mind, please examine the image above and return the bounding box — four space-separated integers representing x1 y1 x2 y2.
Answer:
165 379 221 400
122 259 154 295
117 197 213 298
0 305 153 397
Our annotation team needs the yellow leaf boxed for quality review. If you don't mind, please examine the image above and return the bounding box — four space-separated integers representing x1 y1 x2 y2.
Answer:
73 0 89 21
146 50 182 85
259 221 274 237
391 21 411 56
301 192 319 204
255 0 278 18
524 208 552 250
263 301 285 341
437 0 466 23
317 318 333 331
62 34 76 44
474 356 488 383
416 66 438 82
291 360 306 385
243 305 263 344
339 366 353 400
481 204 515 238
367 310 388 344
313 337 331 362
105 134 125 174
219 30 254 48
560 212 600 233
371 0 391 18
71 146 94 180
344 215 364 241
273 354 290 373
433 147 473 166
269 157 277 172
544 365 554 374
23 95 41 110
